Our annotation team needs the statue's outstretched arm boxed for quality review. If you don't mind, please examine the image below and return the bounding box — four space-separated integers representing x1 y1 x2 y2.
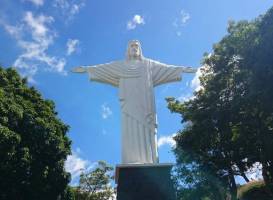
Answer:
71 62 122 87
150 60 197 73
168 65 197 73
181 66 197 73
151 60 198 86
71 66 90 73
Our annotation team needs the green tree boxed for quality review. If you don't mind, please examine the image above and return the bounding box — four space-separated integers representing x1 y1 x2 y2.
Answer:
168 6 273 199
73 161 115 200
171 142 228 200
0 67 72 200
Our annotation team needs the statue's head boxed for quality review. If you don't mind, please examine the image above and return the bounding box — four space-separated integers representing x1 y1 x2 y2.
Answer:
126 40 143 60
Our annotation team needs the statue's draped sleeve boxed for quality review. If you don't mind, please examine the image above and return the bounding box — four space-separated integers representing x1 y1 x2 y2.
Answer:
150 60 185 86
87 61 122 87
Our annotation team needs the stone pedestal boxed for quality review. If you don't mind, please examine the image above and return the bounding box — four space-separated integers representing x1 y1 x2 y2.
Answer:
115 163 176 200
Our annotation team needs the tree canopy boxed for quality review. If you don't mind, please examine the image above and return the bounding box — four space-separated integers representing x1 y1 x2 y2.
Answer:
168 6 273 200
0 67 72 200
72 161 115 200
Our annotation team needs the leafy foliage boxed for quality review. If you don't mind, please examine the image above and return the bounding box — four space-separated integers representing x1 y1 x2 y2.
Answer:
73 161 115 200
0 67 72 200
168 6 273 200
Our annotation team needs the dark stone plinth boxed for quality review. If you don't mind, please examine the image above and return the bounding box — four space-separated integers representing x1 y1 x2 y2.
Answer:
115 163 176 200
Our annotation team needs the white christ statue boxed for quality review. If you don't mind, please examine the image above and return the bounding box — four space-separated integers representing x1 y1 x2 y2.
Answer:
72 40 196 164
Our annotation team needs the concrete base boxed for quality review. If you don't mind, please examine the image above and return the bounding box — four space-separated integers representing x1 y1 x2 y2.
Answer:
115 163 176 200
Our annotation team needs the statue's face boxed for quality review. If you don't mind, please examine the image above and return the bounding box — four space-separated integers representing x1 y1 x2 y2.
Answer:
129 42 141 58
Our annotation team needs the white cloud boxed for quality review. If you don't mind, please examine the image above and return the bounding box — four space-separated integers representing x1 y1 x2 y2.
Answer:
173 10 190 36
65 150 96 185
101 103 113 119
158 134 176 148
102 129 107 135
173 10 190 27
0 22 22 39
66 39 79 55
127 15 145 30
25 0 44 6
245 162 263 181
191 67 202 92
178 65 210 102
0 11 67 80
180 10 190 24
176 31 182 37
53 0 85 22
24 11 53 38
177 67 202 102
178 92 195 102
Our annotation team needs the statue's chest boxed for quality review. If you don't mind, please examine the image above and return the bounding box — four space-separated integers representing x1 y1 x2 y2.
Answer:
123 62 151 75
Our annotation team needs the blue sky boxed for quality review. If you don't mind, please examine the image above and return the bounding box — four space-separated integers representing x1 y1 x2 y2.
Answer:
0 0 272 185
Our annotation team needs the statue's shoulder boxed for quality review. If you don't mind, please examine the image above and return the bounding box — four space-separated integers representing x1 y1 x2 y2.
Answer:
102 60 125 69
114 60 124 64
105 60 123 65
141 58 154 65
143 59 162 67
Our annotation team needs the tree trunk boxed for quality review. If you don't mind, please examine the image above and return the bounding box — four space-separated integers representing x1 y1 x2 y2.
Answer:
237 163 250 183
262 161 273 195
241 172 250 183
228 168 238 200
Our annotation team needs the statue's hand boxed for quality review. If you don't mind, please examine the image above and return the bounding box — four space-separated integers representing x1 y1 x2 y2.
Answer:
71 66 87 73
183 67 197 73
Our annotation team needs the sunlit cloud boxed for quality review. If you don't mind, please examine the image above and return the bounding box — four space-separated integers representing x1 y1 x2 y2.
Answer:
24 0 44 6
66 39 80 55
0 11 67 81
127 14 145 30
245 162 263 181
101 103 113 119
191 67 202 92
178 92 195 102
173 10 190 36
65 149 96 186
158 134 176 148
53 0 85 22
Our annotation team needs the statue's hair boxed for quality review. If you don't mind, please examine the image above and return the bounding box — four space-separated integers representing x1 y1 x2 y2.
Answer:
126 40 143 60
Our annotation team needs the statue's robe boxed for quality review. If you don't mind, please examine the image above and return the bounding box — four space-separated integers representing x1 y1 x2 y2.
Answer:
88 58 184 164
